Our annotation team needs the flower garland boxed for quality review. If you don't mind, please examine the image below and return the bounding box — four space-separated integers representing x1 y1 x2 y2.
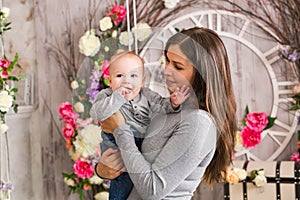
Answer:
58 3 154 199
0 6 23 200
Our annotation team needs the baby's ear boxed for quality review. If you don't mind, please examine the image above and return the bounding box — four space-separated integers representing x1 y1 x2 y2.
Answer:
107 76 111 86
142 75 146 87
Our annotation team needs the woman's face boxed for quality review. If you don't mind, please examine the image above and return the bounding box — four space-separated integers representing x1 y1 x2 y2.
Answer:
164 44 195 93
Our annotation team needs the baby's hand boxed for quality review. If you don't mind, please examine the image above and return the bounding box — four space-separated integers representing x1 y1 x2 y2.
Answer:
117 87 132 98
170 85 190 108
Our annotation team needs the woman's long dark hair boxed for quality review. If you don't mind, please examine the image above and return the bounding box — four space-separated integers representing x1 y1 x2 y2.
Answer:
165 27 237 185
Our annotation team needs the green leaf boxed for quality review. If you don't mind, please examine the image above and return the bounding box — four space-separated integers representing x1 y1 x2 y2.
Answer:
11 87 18 93
245 105 249 115
264 116 276 130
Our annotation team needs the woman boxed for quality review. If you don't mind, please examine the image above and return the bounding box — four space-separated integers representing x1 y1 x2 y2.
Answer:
96 27 237 199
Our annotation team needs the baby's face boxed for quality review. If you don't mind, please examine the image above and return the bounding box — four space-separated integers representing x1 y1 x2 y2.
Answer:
109 54 145 100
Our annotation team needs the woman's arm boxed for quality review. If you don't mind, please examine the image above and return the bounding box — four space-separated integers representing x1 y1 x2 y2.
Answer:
113 111 217 199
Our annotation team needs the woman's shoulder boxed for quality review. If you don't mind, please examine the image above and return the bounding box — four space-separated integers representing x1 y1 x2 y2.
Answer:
184 109 214 123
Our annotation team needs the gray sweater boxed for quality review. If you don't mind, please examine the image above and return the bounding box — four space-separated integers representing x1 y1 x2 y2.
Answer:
113 102 217 200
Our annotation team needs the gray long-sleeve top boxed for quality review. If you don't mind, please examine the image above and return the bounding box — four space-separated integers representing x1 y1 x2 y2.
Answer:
113 102 217 199
90 87 177 135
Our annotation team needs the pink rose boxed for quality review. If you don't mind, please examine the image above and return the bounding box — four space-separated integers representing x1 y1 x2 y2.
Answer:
73 160 94 179
101 60 110 78
0 59 10 69
58 102 78 123
245 112 268 132
241 126 261 148
1 70 8 78
62 123 75 140
291 152 300 162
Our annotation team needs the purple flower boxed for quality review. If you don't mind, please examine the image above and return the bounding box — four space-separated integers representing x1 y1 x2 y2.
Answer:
0 180 14 191
288 50 299 62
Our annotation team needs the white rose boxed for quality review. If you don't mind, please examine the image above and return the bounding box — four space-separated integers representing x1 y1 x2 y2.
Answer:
257 169 265 176
89 175 104 185
74 102 84 113
78 30 101 57
81 124 102 146
63 177 75 186
0 123 8 134
111 30 118 38
119 31 133 46
70 80 79 89
132 23 152 42
2 7 10 18
99 16 113 31
94 191 109 200
104 46 110 52
163 0 180 9
233 167 247 180
0 91 13 112
253 174 267 187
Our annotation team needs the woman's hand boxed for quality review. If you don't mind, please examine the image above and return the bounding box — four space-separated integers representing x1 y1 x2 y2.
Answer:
96 148 126 179
100 111 126 134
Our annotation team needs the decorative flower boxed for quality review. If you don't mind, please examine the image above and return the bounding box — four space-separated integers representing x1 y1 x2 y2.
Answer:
226 171 240 184
0 59 10 69
94 191 110 200
234 105 276 152
249 169 267 187
58 102 77 124
245 112 268 132
89 175 104 185
73 160 94 179
101 60 110 79
78 30 101 57
241 126 261 148
106 5 126 26
119 31 134 46
74 102 84 113
64 177 76 187
99 16 113 31
163 0 180 9
70 80 79 89
131 22 152 42
73 124 102 158
0 91 13 112
62 123 75 140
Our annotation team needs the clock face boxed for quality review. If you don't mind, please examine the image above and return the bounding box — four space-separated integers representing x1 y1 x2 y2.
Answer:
140 10 298 161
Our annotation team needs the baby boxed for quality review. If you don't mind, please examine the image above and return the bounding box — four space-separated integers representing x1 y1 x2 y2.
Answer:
90 51 189 200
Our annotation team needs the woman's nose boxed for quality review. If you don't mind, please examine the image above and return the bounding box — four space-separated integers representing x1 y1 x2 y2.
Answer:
164 63 172 76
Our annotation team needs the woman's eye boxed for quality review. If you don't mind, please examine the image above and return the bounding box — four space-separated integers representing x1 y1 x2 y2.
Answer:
174 65 183 70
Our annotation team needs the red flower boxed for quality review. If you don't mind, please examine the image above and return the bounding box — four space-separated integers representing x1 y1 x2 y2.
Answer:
0 59 10 69
1 70 8 78
106 5 126 26
62 123 75 140
58 102 78 124
101 60 110 79
73 160 94 179
241 126 261 148
245 112 268 132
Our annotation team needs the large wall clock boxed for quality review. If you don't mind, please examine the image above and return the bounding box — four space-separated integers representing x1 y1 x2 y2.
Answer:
140 10 298 161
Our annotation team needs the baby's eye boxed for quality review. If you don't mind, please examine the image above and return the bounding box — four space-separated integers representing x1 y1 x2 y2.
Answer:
116 74 123 78
131 74 138 78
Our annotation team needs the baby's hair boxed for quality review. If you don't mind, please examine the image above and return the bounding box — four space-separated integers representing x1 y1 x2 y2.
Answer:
109 50 145 69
